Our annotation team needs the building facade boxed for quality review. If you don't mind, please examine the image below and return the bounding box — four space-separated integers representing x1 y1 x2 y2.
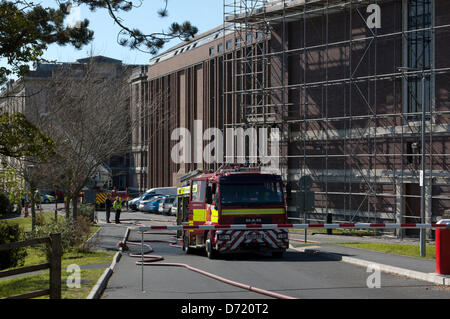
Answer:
130 0 450 232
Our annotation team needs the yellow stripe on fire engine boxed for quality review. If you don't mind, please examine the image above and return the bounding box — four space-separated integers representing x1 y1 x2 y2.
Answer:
221 208 285 215
177 185 198 195
211 209 219 223
193 209 206 222
96 193 107 204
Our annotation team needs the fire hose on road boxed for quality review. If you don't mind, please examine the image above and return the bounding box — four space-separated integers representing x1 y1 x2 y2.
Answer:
123 231 296 299
116 222 450 299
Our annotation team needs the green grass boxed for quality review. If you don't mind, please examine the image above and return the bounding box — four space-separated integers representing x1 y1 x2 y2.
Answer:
0 268 106 299
2 246 115 270
0 212 115 298
2 211 55 231
290 228 381 237
332 242 436 260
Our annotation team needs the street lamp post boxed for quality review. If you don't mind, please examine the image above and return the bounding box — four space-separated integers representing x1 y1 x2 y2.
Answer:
399 67 427 257
419 72 426 257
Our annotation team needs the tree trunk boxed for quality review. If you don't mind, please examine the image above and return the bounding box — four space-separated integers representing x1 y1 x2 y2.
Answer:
72 195 78 220
30 196 36 232
65 197 71 220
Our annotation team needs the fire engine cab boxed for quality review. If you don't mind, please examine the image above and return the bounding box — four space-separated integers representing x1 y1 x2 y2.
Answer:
180 165 289 259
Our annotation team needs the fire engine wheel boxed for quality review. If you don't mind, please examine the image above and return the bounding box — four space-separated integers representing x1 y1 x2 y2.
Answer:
183 232 192 254
206 232 217 260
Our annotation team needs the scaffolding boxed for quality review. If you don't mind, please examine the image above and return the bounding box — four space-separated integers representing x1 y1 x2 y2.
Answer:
223 0 450 232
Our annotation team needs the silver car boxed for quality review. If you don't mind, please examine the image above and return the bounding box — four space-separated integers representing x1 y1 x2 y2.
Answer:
170 197 178 216
158 196 176 215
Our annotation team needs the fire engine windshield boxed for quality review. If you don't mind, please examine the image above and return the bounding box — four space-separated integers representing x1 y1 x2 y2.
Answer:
219 180 284 206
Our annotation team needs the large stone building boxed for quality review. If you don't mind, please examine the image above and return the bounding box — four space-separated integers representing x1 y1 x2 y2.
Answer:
130 0 450 233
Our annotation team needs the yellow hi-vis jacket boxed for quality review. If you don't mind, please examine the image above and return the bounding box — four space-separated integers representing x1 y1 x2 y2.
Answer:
113 200 122 211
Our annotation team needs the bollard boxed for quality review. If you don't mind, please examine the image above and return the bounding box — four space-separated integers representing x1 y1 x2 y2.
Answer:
436 219 450 275
326 213 333 235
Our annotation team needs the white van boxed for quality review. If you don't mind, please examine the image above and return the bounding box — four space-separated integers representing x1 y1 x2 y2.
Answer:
144 187 177 198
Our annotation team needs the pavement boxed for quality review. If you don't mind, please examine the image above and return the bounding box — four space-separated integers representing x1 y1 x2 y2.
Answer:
86 210 450 299
289 232 450 286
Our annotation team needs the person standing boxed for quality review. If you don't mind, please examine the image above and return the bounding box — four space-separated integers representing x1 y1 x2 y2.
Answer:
105 194 112 223
35 190 41 210
113 196 122 224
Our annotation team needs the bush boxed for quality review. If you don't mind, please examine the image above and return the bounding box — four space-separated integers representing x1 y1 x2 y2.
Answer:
0 192 11 216
34 213 46 226
34 216 93 254
0 222 27 270
78 203 95 222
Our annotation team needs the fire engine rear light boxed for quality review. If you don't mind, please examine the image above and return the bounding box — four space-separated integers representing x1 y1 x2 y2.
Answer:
277 233 288 239
217 234 231 241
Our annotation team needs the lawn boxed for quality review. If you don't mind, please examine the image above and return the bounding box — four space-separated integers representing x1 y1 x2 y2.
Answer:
290 228 381 237
2 211 55 232
332 242 436 260
0 211 115 299
0 268 106 299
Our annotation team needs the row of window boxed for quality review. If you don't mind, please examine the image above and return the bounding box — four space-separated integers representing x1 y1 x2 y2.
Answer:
209 31 265 56
173 42 199 57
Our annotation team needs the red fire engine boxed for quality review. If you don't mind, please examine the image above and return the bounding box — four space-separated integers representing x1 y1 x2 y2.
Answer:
95 187 129 210
180 165 289 259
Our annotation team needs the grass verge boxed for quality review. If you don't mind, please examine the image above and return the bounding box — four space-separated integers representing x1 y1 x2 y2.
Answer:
332 242 436 260
0 211 115 298
0 268 106 299
290 228 381 237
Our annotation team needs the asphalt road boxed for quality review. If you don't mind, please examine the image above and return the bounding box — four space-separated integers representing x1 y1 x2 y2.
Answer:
94 210 450 299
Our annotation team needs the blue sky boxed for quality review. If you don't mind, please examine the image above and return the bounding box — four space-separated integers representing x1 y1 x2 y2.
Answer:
4 0 224 70
45 0 224 64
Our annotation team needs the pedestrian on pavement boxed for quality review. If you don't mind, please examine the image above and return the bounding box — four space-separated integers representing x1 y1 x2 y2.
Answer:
105 194 112 223
113 196 122 224
34 190 41 210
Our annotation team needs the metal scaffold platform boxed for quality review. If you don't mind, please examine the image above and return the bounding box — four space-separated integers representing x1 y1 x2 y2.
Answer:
222 0 450 233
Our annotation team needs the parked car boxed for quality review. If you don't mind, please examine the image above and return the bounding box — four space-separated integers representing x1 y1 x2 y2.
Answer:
41 194 55 204
130 193 159 211
144 187 177 198
158 196 176 215
170 197 178 216
128 194 146 211
139 195 167 213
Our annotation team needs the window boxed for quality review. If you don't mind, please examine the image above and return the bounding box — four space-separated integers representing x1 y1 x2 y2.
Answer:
220 182 284 206
226 39 232 50
406 0 432 116
246 33 253 42
256 30 264 39
217 43 223 53
209 46 215 56
191 180 205 202
235 37 241 47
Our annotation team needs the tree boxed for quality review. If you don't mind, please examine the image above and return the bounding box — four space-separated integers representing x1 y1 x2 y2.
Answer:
0 112 55 159
0 0 93 85
0 165 26 213
38 62 133 220
0 0 197 85
0 157 50 231
98 0 198 54
1 0 197 172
